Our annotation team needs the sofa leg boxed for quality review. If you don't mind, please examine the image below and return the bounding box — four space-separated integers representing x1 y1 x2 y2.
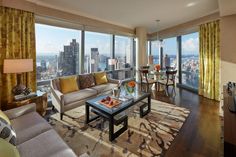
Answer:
60 113 63 120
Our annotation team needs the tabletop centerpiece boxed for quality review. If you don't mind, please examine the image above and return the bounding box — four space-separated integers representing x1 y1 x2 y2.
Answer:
154 64 161 72
125 80 136 95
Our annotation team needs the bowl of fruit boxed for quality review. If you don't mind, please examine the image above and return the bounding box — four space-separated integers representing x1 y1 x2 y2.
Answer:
99 96 121 108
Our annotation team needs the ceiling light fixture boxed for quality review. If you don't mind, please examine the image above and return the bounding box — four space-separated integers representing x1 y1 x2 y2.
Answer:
156 19 160 40
156 20 163 47
186 2 196 7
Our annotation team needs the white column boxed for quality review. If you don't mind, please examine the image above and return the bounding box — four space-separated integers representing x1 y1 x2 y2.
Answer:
135 27 148 81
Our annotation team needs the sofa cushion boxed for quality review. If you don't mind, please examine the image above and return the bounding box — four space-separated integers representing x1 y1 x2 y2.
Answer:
63 88 97 105
17 129 77 157
94 72 108 85
78 73 95 89
91 83 117 94
59 76 79 94
11 112 52 145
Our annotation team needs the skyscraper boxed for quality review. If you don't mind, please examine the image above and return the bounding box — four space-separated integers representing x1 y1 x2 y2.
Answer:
58 39 80 76
90 48 99 72
41 60 47 72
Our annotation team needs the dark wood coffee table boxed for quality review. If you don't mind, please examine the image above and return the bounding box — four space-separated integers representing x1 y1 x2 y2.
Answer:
85 91 151 141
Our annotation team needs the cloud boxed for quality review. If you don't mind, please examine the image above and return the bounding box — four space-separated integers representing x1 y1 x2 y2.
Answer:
182 37 199 54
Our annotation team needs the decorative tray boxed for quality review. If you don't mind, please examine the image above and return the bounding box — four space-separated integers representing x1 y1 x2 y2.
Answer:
98 96 121 108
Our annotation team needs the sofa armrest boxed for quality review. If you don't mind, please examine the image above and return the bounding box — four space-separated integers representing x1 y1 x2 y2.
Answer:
51 88 63 103
4 103 36 120
107 77 120 84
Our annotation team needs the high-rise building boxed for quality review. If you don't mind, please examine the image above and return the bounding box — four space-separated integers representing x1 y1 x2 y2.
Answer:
90 48 99 72
58 39 80 75
163 54 170 68
41 60 47 72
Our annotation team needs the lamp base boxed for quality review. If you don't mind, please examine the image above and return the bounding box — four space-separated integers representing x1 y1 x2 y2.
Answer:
12 84 26 95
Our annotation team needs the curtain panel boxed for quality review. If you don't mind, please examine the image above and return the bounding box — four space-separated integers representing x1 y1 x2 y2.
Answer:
199 20 220 101
0 6 36 110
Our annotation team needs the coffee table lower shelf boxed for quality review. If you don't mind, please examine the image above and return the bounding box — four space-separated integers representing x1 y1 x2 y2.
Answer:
85 94 151 141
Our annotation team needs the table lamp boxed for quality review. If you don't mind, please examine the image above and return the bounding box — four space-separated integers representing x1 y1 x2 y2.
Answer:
3 59 33 95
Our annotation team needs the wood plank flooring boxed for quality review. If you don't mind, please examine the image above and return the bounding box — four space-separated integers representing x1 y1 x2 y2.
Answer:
151 87 222 157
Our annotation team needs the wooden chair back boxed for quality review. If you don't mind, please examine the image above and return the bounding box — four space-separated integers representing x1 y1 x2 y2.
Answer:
166 70 177 85
139 69 149 83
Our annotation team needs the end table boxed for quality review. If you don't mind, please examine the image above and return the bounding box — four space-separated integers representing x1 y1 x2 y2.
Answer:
8 90 48 116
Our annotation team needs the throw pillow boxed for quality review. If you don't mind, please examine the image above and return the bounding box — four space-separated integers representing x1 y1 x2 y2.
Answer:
59 76 79 94
79 73 95 89
0 110 11 124
0 138 20 157
94 72 108 85
0 117 16 146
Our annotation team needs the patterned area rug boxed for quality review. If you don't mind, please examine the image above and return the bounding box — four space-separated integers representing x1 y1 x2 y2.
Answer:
49 99 190 157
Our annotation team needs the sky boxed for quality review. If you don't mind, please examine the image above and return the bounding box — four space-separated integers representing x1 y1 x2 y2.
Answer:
36 23 199 56
151 32 199 56
36 24 131 56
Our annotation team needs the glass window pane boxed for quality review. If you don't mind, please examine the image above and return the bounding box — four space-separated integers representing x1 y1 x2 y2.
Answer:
84 31 112 73
151 40 160 64
181 32 199 89
162 37 177 69
35 23 81 81
115 35 133 69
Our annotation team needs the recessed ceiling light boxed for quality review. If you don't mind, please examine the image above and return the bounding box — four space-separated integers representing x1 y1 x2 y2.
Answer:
186 2 196 7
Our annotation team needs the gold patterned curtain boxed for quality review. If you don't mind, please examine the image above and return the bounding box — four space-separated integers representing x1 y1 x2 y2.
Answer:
0 6 36 110
199 20 220 101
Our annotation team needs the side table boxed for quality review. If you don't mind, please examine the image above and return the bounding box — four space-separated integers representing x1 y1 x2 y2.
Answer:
8 91 48 116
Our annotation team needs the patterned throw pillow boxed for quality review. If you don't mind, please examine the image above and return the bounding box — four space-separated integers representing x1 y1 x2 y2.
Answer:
79 73 96 89
0 112 16 146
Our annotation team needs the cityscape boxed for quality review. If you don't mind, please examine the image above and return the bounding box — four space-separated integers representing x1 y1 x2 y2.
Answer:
36 39 132 81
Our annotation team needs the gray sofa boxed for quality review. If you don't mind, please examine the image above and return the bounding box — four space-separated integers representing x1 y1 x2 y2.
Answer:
4 103 77 157
51 73 120 120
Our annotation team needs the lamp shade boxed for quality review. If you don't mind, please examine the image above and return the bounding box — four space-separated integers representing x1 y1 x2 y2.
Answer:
108 59 117 65
3 59 33 74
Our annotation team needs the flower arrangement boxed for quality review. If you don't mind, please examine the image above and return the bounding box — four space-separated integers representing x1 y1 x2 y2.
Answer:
126 81 136 93
154 64 161 71
127 81 135 88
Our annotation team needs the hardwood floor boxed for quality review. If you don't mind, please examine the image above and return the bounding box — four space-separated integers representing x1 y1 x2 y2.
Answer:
151 87 222 157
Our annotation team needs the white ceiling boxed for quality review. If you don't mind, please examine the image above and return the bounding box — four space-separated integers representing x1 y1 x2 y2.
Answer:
28 0 219 33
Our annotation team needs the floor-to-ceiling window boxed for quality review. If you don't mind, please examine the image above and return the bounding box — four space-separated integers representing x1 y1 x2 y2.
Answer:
35 23 81 97
151 40 160 64
35 23 81 81
114 35 133 79
162 37 177 68
84 31 112 73
181 32 199 89
115 35 133 69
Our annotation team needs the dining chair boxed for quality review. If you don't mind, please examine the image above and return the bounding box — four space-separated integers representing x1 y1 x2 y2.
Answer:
139 68 158 92
158 70 177 96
